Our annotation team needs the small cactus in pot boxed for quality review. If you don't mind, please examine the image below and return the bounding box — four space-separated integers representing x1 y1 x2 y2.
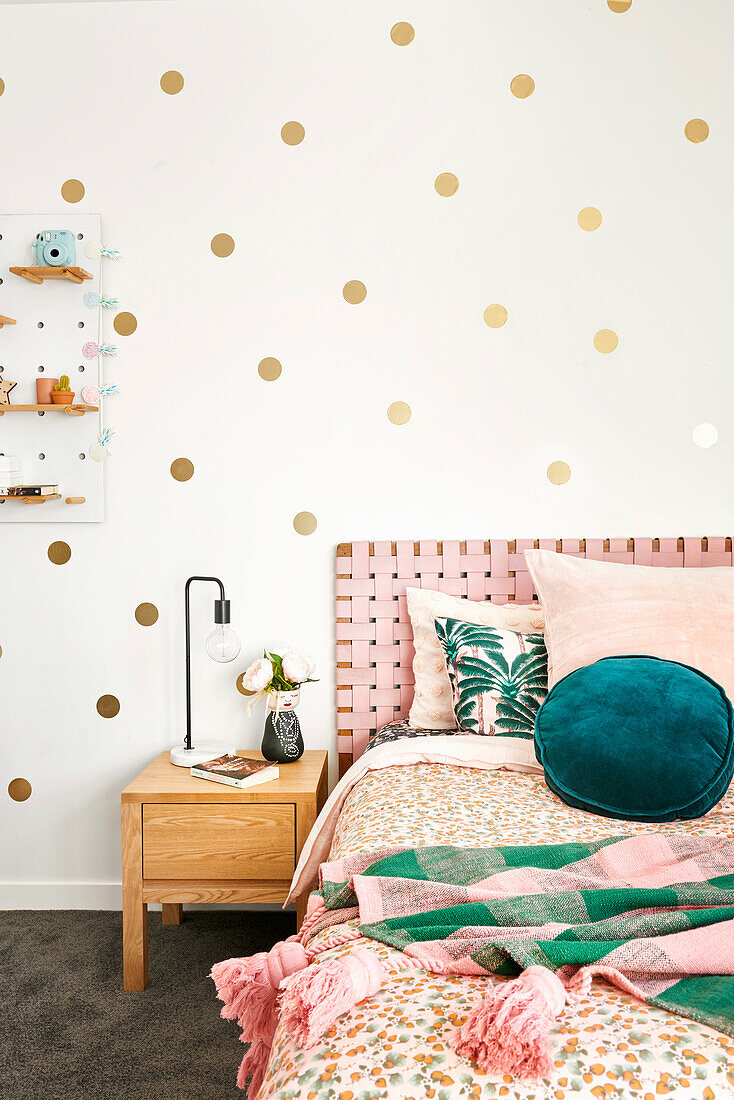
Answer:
51 375 75 405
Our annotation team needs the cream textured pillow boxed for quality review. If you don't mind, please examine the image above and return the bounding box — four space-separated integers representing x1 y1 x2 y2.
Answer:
525 549 734 700
406 587 545 729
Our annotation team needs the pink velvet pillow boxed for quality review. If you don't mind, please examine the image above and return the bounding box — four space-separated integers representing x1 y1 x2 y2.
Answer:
525 549 734 702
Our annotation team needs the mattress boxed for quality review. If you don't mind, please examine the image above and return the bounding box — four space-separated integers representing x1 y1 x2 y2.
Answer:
260 759 734 1099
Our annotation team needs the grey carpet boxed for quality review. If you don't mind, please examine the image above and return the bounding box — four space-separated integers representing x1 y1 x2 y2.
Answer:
1 909 295 1100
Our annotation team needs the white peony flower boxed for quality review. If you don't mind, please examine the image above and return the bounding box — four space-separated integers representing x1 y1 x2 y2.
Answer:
242 657 273 692
282 649 316 684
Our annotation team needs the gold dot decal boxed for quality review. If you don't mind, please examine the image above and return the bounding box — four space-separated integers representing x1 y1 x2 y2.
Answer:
48 541 71 565
434 173 459 197
0 645 3 658
607 0 631 10
171 457 194 482
258 357 282 382
390 22 414 45
281 121 305 146
510 75 535 99
0 78 5 96
8 778 31 802
114 312 137 336
547 461 571 486
211 233 235 258
577 207 602 231
685 119 709 144
236 674 257 697
293 511 317 536
97 695 120 719
61 179 85 204
135 602 159 627
343 280 367 305
483 304 508 329
160 70 184 95
387 401 412 425
594 328 618 353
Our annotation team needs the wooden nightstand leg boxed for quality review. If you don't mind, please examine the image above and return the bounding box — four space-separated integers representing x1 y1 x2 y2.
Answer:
122 801 148 990
162 903 183 925
295 800 319 931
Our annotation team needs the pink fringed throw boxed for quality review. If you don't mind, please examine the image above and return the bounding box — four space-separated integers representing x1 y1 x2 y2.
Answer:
453 965 567 1080
278 948 386 1048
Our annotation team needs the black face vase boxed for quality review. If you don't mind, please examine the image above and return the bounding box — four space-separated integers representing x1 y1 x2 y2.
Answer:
261 693 304 763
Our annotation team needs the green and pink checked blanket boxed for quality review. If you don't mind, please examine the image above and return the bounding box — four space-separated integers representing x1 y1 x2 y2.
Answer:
309 833 734 1038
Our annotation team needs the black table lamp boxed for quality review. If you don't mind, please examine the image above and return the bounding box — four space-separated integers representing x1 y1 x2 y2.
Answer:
170 575 241 767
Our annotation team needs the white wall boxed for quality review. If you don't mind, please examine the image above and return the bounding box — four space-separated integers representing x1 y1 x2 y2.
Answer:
1 0 733 907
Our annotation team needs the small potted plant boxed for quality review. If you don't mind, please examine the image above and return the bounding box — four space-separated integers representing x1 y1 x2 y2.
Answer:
240 649 317 762
36 376 59 404
51 375 75 406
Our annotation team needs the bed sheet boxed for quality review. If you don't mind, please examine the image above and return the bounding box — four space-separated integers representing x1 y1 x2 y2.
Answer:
260 763 734 1099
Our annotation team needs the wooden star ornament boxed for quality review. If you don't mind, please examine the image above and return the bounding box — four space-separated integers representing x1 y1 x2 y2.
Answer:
0 379 17 406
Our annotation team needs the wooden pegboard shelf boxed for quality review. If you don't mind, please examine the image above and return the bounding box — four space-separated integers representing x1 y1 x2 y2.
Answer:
0 403 98 417
0 315 17 328
9 266 93 285
0 493 62 504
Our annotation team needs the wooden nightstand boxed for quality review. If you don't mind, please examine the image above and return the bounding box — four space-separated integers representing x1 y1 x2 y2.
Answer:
120 749 328 990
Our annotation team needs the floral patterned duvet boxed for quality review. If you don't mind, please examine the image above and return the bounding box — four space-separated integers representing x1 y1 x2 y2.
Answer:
260 761 734 1100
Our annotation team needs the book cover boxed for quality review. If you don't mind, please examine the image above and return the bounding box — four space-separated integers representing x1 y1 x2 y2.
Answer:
190 754 279 789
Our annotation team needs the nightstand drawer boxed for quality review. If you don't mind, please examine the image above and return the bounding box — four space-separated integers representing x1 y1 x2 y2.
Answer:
142 804 295 880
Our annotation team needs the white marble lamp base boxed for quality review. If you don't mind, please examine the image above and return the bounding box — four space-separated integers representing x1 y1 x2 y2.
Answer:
169 741 235 767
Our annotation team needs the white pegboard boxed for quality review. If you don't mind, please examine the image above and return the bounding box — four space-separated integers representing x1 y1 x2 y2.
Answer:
0 213 104 522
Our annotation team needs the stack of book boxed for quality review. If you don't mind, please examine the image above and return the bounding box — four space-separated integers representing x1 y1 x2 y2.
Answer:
0 454 22 493
8 484 59 497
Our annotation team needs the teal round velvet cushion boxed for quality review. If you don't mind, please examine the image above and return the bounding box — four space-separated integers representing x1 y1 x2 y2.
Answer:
534 655 734 822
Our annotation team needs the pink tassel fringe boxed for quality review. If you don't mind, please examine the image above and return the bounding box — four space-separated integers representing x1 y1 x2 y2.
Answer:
453 966 567 1080
211 940 308 1038
236 1038 271 1095
278 948 386 1048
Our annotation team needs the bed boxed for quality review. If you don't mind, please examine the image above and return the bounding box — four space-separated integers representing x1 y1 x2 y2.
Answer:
252 540 734 1099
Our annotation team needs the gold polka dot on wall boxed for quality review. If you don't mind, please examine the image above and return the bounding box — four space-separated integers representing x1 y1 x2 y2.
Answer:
48 541 71 565
607 0 631 10
236 674 257 697
685 118 709 144
343 280 367 305
483 304 508 329
434 173 459 197
135 602 159 627
0 644 3 658
8 778 31 802
510 75 535 99
258 357 282 382
387 401 412 425
160 70 184 95
211 233 235 258
114 312 137 336
577 207 602 231
61 179 85 204
170 457 194 482
281 121 305 146
594 328 618 353
0 77 5 96
97 694 120 719
547 460 571 486
390 22 415 45
293 511 317 536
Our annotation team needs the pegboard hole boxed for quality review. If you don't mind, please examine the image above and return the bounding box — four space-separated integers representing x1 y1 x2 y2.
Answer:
38 452 45 460
79 452 86 461
77 233 84 240
37 322 44 330
37 411 45 417
38 365 44 373
77 321 85 329
78 364 85 373
0 366 3 374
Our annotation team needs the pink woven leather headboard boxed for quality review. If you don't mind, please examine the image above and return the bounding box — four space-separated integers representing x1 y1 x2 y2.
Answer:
335 537 734 776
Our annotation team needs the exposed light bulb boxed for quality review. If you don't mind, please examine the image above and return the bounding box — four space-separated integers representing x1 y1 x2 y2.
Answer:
205 624 241 663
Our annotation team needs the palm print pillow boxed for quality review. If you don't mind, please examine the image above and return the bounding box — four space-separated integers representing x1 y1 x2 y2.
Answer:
434 616 548 738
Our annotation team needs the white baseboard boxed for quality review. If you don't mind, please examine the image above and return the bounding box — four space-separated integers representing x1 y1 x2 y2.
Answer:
0 882 292 912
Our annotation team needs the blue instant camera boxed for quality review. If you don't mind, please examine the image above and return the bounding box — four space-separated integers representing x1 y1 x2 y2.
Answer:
32 230 77 267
